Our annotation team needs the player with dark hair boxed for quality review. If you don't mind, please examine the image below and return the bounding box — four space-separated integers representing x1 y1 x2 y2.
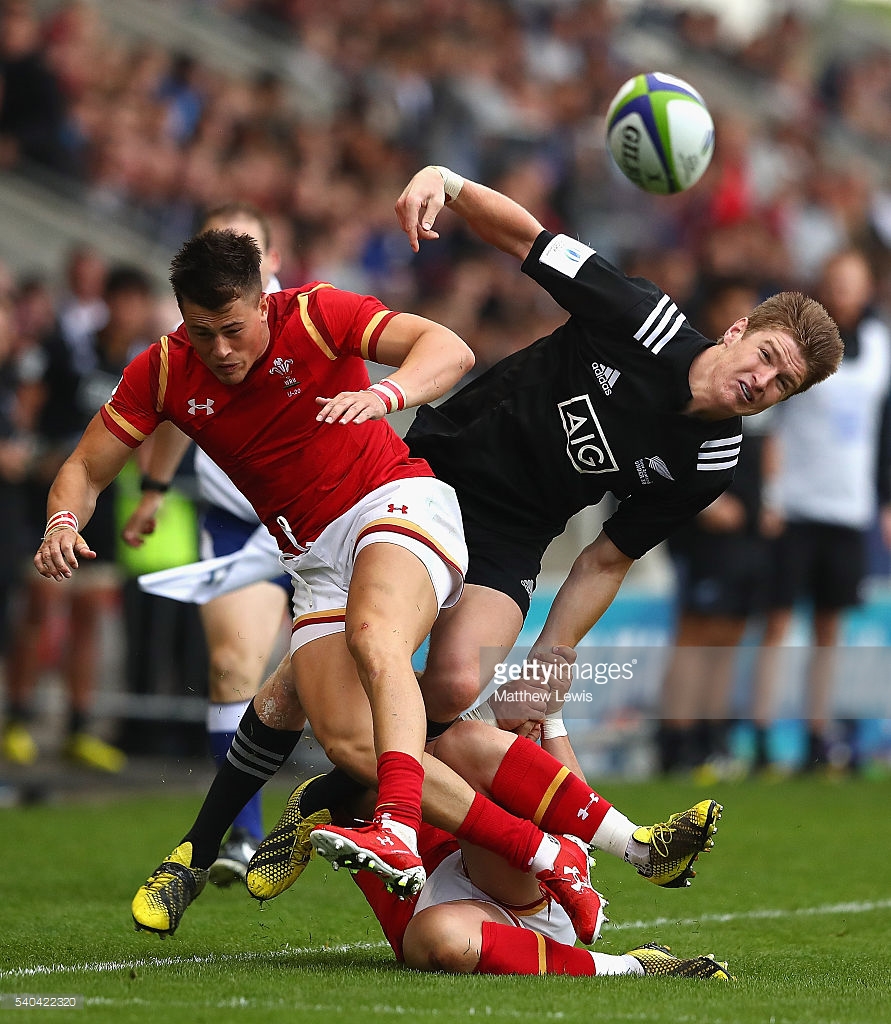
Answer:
34 228 479 902
122 202 291 886
35 230 629 947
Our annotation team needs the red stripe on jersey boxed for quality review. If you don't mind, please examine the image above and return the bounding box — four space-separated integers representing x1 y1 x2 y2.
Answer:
355 520 464 580
361 310 398 361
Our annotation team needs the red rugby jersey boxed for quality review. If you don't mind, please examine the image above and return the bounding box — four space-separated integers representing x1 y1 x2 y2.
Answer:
101 283 433 552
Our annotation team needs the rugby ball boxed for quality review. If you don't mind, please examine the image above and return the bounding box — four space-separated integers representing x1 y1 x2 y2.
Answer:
605 72 715 194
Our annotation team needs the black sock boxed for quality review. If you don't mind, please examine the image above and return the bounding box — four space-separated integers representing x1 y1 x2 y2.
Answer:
299 767 369 819
182 701 302 867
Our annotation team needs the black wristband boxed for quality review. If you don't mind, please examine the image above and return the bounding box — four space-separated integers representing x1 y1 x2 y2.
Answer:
140 475 170 494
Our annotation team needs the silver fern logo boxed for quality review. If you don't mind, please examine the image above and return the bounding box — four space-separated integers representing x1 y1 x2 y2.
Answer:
635 455 674 486
647 456 674 481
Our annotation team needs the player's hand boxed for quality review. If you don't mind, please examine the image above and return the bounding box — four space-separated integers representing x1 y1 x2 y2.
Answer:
529 644 577 716
315 391 388 425
121 492 165 548
491 673 551 731
395 166 447 253
34 529 96 581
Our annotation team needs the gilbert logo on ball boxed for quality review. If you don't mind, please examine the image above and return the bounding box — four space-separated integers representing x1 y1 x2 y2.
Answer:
606 72 715 194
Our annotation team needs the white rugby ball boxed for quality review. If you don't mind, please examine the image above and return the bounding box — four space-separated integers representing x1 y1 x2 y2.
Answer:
605 72 715 194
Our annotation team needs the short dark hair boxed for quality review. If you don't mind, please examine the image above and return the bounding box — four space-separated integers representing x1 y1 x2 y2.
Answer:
169 230 262 311
200 201 272 250
744 291 843 394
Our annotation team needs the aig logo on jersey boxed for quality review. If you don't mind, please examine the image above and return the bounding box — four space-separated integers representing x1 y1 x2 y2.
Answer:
558 395 618 474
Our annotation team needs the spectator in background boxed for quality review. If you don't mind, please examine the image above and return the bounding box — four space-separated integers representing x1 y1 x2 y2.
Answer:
56 245 108 355
0 0 69 172
656 278 776 778
0 291 33 701
750 248 891 774
2 265 156 772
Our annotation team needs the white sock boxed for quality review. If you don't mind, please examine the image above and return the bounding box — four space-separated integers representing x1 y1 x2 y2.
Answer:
590 806 638 859
378 816 419 855
529 833 561 873
206 699 250 734
589 952 645 976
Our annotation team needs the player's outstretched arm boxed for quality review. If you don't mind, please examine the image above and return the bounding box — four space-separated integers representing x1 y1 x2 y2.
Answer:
396 165 543 262
35 413 135 581
533 531 634 653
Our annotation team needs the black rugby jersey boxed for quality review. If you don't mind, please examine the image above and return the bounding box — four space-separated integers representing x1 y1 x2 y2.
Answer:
406 230 742 560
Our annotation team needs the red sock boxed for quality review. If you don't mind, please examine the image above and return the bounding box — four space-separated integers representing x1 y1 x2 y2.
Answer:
490 736 612 841
455 793 543 871
375 751 423 832
476 921 596 976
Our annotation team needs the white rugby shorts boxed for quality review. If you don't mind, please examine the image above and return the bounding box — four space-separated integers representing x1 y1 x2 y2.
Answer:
413 849 576 946
283 477 467 653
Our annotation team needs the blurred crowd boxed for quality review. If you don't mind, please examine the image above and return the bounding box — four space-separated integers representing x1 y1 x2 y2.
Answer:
1 0 891 778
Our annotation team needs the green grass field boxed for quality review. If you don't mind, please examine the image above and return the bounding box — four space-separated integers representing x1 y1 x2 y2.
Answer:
1 776 890 1023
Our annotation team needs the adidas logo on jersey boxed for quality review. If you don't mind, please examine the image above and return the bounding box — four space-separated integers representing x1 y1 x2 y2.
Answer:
592 362 620 395
520 579 535 597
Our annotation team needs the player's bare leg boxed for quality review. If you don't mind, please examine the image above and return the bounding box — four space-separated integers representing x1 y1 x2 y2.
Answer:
421 584 524 725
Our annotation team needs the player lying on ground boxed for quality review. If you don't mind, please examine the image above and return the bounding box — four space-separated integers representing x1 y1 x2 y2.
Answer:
131 651 721 944
352 718 731 980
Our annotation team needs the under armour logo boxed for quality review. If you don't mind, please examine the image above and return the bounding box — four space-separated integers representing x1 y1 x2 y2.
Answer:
562 865 586 892
188 398 215 416
577 793 600 820
387 504 409 514
376 833 396 847
269 357 293 377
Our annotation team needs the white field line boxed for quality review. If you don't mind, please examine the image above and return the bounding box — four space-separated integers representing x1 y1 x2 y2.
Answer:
2 898 889 980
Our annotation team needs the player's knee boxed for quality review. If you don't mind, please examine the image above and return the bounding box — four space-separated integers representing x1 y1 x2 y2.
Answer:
403 910 480 974
344 616 409 682
422 663 482 722
206 648 258 702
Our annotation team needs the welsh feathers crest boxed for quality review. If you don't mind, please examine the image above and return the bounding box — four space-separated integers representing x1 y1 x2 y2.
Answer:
270 357 294 377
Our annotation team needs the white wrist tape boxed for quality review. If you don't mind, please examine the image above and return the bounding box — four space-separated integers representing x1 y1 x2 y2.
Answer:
366 378 407 414
542 711 568 740
43 511 79 540
433 165 465 202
